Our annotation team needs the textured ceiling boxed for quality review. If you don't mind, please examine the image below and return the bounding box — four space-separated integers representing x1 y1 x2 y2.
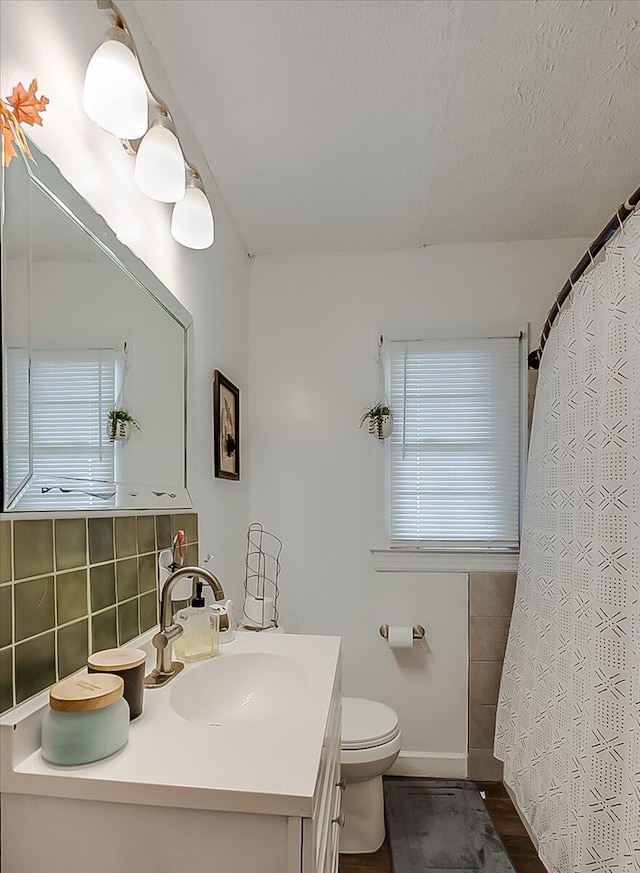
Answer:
133 0 640 255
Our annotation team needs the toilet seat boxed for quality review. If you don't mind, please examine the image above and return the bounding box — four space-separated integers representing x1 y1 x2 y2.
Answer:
341 697 400 751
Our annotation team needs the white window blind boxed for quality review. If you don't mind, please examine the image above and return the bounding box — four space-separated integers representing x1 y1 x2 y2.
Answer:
387 335 523 550
18 349 117 509
3 347 30 501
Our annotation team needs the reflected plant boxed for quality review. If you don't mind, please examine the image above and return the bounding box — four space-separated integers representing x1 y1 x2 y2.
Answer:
108 409 141 441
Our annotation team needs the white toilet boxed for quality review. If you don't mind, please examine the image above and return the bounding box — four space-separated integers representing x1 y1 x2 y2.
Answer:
340 697 402 854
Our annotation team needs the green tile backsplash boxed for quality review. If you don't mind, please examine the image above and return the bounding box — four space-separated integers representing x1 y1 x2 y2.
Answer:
88 517 114 564
0 521 11 583
90 563 116 612
0 513 198 713
14 520 54 580
15 576 55 641
54 518 87 571
57 619 89 679
56 570 88 625
15 631 56 704
115 516 137 559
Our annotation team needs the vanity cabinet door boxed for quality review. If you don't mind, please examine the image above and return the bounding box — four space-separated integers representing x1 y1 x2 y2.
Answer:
302 667 342 872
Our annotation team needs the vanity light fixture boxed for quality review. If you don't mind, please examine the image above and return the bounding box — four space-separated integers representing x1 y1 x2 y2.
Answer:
134 115 186 203
83 0 214 248
171 173 215 250
82 25 148 139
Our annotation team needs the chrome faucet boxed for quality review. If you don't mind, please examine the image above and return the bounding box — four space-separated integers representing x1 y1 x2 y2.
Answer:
144 566 225 688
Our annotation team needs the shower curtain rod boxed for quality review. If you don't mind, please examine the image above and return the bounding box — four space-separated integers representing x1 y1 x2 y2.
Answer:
528 184 640 370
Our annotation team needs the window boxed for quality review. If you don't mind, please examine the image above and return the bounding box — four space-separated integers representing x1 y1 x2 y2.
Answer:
386 332 525 551
8 348 118 509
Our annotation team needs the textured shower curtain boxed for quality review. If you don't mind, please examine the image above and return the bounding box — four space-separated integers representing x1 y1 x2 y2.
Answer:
495 213 640 873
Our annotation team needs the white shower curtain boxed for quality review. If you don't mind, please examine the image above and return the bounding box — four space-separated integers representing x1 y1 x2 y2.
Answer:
495 212 640 873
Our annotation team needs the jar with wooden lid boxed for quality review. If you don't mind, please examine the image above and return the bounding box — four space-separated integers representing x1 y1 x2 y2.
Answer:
41 674 130 765
87 648 146 720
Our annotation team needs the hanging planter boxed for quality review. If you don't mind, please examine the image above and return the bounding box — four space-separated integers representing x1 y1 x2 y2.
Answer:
107 409 140 442
360 403 393 440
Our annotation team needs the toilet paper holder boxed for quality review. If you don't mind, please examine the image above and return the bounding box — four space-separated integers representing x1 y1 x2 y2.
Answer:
379 624 425 641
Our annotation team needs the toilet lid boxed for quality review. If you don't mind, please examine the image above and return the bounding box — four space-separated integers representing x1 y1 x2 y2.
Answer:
341 697 400 750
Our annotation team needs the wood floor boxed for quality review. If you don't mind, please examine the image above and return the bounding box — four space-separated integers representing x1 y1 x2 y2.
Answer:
338 780 545 873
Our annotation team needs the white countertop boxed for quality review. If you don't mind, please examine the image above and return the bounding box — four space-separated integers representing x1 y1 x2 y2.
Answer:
0 631 341 818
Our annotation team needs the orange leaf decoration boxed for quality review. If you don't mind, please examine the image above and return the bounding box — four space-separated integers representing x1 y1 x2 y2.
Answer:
7 79 49 127
1 111 17 166
1 99 35 167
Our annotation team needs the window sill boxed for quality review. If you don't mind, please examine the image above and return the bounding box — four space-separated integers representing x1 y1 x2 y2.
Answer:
370 548 520 573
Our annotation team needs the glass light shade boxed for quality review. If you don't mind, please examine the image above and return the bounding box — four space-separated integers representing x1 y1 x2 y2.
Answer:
83 38 148 139
134 124 186 203
171 186 215 249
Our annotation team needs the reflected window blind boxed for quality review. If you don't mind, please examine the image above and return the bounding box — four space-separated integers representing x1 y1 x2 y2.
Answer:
387 336 522 549
4 348 30 499
22 349 117 508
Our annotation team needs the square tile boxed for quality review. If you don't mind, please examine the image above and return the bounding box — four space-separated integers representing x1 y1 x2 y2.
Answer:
469 616 511 661
185 543 198 566
136 516 156 554
115 516 137 559
15 576 55 642
88 517 114 565
138 554 157 594
116 558 138 602
470 573 517 617
15 631 55 703
0 646 13 713
56 570 88 625
468 748 504 781
13 520 54 580
174 513 197 545
139 592 158 632
90 563 116 612
91 608 117 653
155 515 172 550
57 619 88 679
469 660 503 706
469 704 498 748
118 599 139 645
1 521 11 583
0 584 12 648
54 519 87 572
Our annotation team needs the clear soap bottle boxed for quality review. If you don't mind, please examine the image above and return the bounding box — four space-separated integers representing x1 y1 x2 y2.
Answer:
173 582 220 662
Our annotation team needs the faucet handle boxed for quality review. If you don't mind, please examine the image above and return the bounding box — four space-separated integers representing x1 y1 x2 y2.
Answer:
152 623 183 651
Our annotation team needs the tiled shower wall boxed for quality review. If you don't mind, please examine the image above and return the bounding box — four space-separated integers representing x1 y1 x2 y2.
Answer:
0 512 198 713
468 572 517 780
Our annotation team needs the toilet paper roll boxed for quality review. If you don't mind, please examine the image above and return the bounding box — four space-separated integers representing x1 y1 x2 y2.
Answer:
387 626 414 649
243 594 274 628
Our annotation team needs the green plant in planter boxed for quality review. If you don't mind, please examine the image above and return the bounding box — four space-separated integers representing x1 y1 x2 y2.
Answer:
359 403 393 439
108 409 140 441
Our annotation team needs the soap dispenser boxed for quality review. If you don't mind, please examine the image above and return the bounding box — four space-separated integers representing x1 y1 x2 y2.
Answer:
173 582 220 662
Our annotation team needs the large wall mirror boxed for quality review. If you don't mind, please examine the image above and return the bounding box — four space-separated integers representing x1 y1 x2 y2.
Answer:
1 140 192 511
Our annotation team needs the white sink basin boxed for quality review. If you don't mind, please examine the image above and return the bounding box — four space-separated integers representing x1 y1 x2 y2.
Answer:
169 651 307 725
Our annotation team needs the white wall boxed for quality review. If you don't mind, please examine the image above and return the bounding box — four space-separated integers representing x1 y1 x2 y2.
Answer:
248 240 589 771
1 0 250 599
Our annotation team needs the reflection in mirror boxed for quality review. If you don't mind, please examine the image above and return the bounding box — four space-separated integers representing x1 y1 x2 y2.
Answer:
1 142 192 511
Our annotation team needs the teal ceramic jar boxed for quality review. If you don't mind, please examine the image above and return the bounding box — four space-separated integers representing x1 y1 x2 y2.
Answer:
42 673 130 766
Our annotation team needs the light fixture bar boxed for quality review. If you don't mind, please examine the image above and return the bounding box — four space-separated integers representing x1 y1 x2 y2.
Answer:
85 0 215 248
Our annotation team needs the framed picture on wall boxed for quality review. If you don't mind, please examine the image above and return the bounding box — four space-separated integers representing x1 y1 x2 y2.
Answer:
213 370 240 480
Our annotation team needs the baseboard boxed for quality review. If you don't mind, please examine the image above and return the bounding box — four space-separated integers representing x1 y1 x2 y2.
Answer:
388 751 467 779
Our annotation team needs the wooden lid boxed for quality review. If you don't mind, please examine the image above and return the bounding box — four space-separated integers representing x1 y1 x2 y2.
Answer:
50 674 124 713
87 648 146 672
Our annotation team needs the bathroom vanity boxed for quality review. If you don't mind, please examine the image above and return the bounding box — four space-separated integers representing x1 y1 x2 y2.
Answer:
0 632 342 873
